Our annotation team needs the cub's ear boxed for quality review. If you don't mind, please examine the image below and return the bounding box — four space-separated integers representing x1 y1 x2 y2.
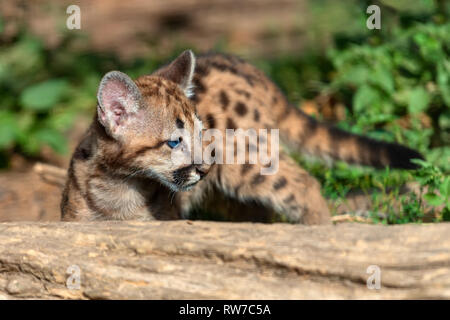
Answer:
155 50 196 98
97 71 143 139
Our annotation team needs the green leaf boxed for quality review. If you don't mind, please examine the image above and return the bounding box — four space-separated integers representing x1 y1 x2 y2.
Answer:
20 79 68 111
341 66 370 86
46 110 77 131
411 158 429 168
0 112 19 149
437 61 450 106
423 192 444 206
439 177 450 197
413 32 443 63
35 128 68 154
353 85 381 113
21 134 40 155
371 67 394 94
408 87 430 114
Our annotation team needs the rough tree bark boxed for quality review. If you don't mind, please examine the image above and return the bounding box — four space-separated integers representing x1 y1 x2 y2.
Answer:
0 221 449 299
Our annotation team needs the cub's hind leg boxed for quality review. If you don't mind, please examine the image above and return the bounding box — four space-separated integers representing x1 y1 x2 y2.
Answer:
215 153 331 225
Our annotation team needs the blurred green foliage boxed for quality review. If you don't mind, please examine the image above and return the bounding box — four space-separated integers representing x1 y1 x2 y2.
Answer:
259 0 449 223
0 18 166 166
0 29 94 161
328 22 449 158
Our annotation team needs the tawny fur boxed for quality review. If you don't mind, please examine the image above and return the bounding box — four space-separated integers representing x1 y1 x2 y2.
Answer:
61 51 423 224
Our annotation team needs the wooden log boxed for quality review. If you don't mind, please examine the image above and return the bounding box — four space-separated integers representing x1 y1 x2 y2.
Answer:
0 221 449 299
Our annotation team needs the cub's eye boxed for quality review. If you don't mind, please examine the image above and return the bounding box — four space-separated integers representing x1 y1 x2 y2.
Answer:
167 137 182 149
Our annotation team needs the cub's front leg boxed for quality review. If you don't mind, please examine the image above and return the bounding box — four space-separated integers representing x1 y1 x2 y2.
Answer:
210 154 331 225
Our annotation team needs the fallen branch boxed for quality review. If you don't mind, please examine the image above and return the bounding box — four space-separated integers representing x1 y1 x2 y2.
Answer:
0 221 449 299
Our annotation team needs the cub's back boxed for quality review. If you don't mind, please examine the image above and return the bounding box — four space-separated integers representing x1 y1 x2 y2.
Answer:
191 53 288 132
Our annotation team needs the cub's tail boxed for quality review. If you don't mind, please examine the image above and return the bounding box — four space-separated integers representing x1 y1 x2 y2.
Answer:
277 106 424 169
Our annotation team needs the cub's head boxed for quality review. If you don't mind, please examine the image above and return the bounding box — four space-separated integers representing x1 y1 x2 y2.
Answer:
96 50 209 191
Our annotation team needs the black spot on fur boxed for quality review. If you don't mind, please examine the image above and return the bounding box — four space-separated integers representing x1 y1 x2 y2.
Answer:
298 115 319 142
209 61 255 86
206 114 216 128
195 64 210 77
251 173 265 185
241 163 253 175
193 77 206 94
227 118 237 129
254 109 260 122
219 90 229 110
73 145 91 161
210 62 228 72
273 177 287 190
234 102 248 116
